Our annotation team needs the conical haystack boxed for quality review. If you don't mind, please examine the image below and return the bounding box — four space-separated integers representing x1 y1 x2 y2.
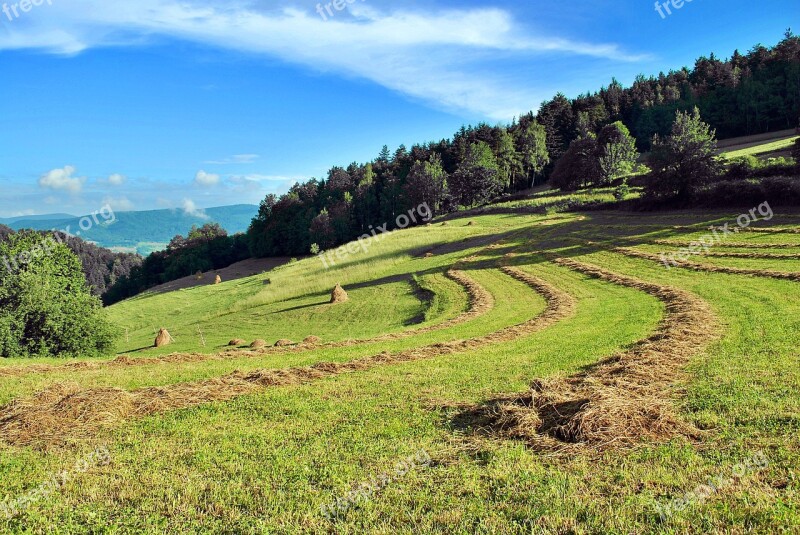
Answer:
214 274 222 285
250 339 267 349
330 284 349 304
154 328 172 348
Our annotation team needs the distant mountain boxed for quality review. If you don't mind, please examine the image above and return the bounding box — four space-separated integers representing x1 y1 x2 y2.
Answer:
8 204 258 255
0 213 75 225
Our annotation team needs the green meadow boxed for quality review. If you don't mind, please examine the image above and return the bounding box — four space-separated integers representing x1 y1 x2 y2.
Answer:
0 208 798 533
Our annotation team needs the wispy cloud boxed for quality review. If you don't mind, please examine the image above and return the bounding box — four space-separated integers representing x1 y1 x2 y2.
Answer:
0 1 647 119
181 198 208 219
204 154 260 165
107 173 126 186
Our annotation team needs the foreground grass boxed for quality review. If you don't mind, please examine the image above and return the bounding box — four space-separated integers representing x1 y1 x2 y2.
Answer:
0 210 798 533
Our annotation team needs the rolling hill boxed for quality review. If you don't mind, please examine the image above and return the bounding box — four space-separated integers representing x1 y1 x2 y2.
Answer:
0 207 798 532
6 204 258 255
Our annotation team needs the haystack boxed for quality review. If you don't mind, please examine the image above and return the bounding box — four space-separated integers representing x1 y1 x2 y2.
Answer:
303 336 322 345
250 339 267 349
154 328 172 348
330 284 349 304
214 274 222 285
228 339 245 346
274 339 294 347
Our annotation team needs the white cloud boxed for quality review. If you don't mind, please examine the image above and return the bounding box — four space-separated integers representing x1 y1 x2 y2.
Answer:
181 198 208 219
204 154 260 165
38 165 84 193
194 170 220 187
102 196 135 211
0 1 647 119
108 173 126 185
231 174 304 183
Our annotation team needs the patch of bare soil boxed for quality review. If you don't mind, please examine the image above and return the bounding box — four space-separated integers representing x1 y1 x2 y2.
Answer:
451 257 720 453
144 258 291 295
618 247 800 281
0 266 576 448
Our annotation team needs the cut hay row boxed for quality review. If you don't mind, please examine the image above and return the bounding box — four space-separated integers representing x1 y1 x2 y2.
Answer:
0 269 493 380
470 257 720 452
0 266 576 448
617 247 800 281
653 239 800 250
729 227 800 234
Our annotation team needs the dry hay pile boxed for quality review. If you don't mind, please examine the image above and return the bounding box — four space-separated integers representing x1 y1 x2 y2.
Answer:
703 251 800 259
736 226 800 234
228 339 246 346
0 262 577 448
478 258 720 452
274 339 294 347
330 284 349 304
214 275 222 285
249 339 267 349
618 247 800 281
154 329 173 348
303 336 322 345
653 239 800 250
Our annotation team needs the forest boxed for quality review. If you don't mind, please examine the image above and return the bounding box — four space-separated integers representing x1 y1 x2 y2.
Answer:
245 33 800 258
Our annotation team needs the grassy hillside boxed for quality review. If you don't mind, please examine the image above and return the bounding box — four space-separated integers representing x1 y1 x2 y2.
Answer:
0 208 798 533
719 129 799 159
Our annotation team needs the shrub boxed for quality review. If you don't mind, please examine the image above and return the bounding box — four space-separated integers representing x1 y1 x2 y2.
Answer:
0 232 115 358
725 155 760 180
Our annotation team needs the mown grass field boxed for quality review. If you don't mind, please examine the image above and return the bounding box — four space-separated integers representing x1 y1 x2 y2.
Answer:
0 207 798 534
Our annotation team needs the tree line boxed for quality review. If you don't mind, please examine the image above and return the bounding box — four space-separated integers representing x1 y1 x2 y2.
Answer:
246 33 800 258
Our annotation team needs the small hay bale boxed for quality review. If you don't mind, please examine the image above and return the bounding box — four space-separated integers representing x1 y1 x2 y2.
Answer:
250 339 267 349
303 336 322 345
274 339 294 347
154 328 172 348
330 284 349 304
228 339 245 346
214 274 222 285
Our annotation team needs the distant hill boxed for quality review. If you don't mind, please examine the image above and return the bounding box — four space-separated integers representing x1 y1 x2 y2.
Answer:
8 204 258 255
0 213 75 225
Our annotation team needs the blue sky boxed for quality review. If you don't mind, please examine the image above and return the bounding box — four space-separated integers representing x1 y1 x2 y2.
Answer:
0 0 796 218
